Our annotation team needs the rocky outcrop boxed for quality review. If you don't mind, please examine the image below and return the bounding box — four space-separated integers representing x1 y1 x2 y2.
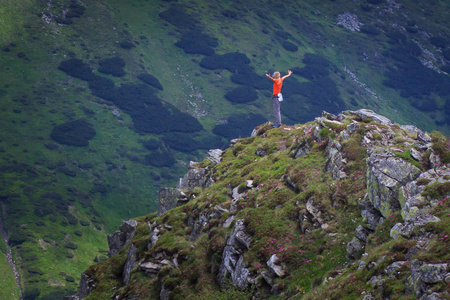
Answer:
65 273 96 300
366 148 422 219
217 219 252 289
325 138 347 180
122 244 137 285
405 260 450 299
107 220 139 257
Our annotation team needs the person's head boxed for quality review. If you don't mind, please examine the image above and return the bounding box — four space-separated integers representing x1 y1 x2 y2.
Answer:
273 71 281 79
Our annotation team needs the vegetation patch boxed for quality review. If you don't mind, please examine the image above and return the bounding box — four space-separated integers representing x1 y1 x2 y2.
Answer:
224 86 258 103
98 57 126 77
50 119 96 147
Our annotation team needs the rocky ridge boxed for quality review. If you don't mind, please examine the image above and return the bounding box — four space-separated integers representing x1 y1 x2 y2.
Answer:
68 109 449 300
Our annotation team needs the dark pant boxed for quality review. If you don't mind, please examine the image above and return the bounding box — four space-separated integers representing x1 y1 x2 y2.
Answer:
272 95 281 126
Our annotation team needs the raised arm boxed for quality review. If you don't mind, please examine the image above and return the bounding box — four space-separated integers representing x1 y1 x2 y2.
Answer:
266 73 275 82
282 70 293 80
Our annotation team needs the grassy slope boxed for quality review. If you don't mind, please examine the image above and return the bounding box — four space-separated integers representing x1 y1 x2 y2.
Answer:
83 118 450 299
0 0 449 298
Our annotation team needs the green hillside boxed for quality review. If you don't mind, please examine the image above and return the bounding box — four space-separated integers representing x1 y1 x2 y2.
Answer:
0 0 449 298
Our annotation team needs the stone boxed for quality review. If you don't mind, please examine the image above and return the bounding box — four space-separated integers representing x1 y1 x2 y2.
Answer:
346 237 363 259
337 12 362 31
420 263 449 283
358 261 367 270
223 215 235 228
177 164 213 191
325 138 347 180
385 261 407 277
256 149 267 157
217 219 252 289
207 149 223 164
355 225 371 242
294 140 311 159
347 121 360 135
157 188 184 216
122 244 137 285
267 254 286 277
410 148 423 161
366 148 421 218
350 109 393 125
107 220 139 257
148 222 161 249
140 262 162 277
361 202 384 230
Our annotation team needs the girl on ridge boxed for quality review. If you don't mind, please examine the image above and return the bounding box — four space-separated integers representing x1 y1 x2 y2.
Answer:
265 70 293 128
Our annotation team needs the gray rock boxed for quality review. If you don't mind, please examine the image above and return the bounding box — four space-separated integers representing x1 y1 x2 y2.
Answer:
341 129 350 140
256 149 267 157
346 237 363 259
358 261 367 270
160 286 170 300
366 148 421 218
177 164 213 191
385 261 407 277
157 188 184 216
350 109 393 125
189 214 208 241
410 148 423 161
148 222 160 250
325 138 347 180
391 215 440 239
347 121 360 135
122 244 137 285
306 198 323 224
361 202 384 230
420 263 449 283
107 220 139 257
424 293 443 300
367 275 382 286
337 12 362 31
217 219 252 289
355 225 371 242
267 254 286 277
294 140 311 159
140 261 162 277
207 149 223 164
223 215 235 228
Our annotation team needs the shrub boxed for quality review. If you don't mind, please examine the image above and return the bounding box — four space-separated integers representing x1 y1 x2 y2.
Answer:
200 52 252 74
360 24 381 36
175 30 218 56
224 86 258 103
50 119 96 147
58 59 96 81
119 41 135 49
162 132 199 152
230 73 269 90
281 41 298 52
367 0 384 4
430 36 447 49
98 57 126 77
88 75 116 101
159 5 198 30
443 49 450 61
66 2 86 18
222 10 237 18
137 73 163 90
144 150 176 167
65 242 78 250
80 220 90 226
142 139 162 151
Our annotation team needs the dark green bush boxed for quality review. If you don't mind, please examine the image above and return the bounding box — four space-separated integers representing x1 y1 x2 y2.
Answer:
137 73 163 90
159 5 198 30
225 86 258 103
50 119 96 147
200 52 252 74
98 57 126 77
213 113 267 139
65 242 78 250
175 30 218 56
281 41 298 52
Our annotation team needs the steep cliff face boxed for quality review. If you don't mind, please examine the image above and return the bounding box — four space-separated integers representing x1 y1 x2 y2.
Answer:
71 110 449 300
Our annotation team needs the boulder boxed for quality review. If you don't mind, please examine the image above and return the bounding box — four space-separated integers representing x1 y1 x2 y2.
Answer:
177 163 213 191
122 244 137 285
346 237 363 259
217 219 252 289
325 138 347 180
350 109 393 125
107 220 139 257
157 188 185 216
366 148 421 218
267 254 286 277
207 149 223 164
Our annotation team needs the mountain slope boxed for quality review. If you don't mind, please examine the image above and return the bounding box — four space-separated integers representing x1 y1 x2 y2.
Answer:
74 109 450 300
0 0 449 298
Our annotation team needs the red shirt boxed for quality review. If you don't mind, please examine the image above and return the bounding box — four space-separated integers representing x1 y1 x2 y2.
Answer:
273 78 283 95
